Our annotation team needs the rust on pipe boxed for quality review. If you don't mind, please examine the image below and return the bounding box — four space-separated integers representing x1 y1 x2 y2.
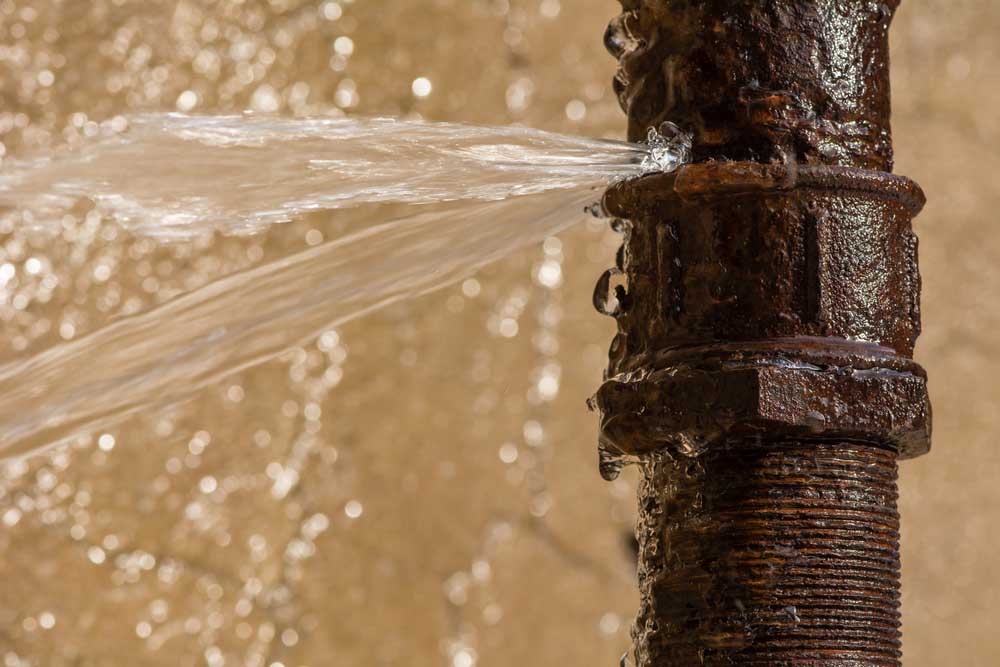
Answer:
592 1 930 665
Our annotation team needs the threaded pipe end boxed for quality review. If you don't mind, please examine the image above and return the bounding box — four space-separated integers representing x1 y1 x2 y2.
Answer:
633 440 901 666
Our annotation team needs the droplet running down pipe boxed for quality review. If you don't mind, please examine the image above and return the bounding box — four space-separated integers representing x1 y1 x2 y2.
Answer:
591 2 931 665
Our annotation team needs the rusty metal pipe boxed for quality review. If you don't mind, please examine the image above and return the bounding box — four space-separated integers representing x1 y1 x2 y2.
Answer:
592 2 930 665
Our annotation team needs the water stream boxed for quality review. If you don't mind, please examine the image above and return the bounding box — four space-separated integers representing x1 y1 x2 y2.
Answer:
0 114 689 459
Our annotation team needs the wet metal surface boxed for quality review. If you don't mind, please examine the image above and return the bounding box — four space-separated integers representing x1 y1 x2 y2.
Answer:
597 1 930 664
608 0 899 169
634 441 902 666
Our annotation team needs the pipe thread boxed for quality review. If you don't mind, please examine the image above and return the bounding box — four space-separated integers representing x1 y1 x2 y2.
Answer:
633 440 901 666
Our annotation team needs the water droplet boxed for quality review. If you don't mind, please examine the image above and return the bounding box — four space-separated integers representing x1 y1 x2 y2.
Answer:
783 605 801 624
639 122 692 175
599 440 632 482
604 14 638 59
320 1 343 21
498 443 518 464
411 77 432 98
344 500 363 519
673 433 709 458
593 268 628 317
599 612 621 635
333 36 354 56
565 99 587 122
610 218 630 234
584 200 606 218
535 259 563 289
540 0 561 18
176 90 198 111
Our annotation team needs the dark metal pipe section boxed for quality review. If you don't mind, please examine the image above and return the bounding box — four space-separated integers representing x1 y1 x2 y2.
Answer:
593 2 930 665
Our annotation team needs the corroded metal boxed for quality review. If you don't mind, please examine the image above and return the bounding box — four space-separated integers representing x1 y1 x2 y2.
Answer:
634 440 903 667
606 0 899 170
594 1 930 665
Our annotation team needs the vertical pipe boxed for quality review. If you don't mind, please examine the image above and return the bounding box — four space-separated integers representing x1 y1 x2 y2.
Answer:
593 2 931 665
635 441 902 665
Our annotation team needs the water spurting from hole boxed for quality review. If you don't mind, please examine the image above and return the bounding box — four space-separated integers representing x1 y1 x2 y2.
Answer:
0 113 658 238
0 114 691 459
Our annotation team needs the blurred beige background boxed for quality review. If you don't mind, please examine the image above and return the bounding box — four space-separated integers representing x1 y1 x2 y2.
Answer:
0 1 996 665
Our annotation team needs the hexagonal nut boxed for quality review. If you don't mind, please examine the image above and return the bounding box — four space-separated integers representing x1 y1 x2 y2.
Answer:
593 361 931 460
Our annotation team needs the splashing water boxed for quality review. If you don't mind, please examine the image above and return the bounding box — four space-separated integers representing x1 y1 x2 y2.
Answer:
0 114 691 459
640 122 692 176
0 113 663 238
